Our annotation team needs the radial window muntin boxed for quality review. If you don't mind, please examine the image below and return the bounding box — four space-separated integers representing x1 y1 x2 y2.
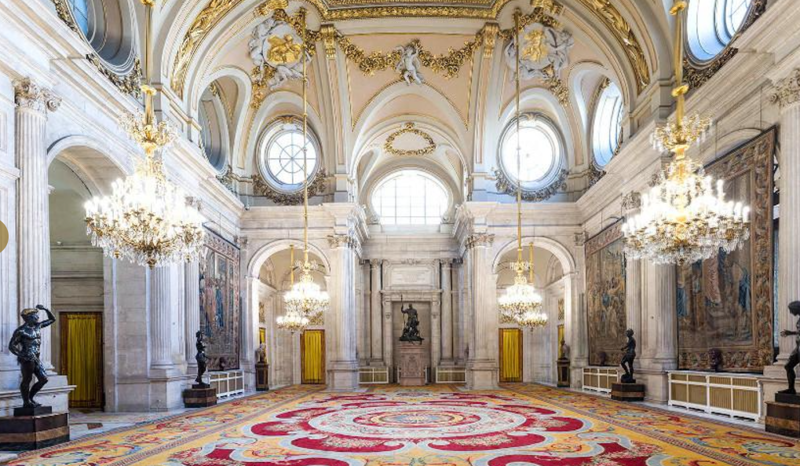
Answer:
258 119 321 192
371 169 450 226
498 113 565 192
591 81 624 168
686 0 753 63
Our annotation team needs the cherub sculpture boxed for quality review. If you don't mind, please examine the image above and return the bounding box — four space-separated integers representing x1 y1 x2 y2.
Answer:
395 42 425 85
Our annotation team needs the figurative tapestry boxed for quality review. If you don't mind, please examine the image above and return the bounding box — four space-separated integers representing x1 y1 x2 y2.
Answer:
585 220 627 366
677 129 775 372
199 228 241 371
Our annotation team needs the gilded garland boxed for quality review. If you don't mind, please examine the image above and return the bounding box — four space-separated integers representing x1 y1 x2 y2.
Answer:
383 123 436 157
494 167 569 202
251 169 328 206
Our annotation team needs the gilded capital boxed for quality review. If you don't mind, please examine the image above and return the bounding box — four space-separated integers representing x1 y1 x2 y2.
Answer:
482 23 499 60
772 68 800 109
320 25 338 59
13 78 61 113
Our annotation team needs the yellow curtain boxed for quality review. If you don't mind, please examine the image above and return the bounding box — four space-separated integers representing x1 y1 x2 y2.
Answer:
500 329 522 382
62 313 102 408
302 330 325 384
259 327 266 345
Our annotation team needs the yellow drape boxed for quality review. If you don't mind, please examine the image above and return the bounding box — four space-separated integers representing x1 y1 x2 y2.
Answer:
61 313 103 408
302 330 325 384
500 328 522 382
259 327 266 345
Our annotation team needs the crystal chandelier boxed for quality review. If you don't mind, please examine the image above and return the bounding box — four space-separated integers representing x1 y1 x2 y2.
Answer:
84 0 204 268
498 12 547 329
622 0 750 265
277 19 329 332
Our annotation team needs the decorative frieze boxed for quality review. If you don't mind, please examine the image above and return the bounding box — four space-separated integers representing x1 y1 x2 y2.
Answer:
494 167 568 202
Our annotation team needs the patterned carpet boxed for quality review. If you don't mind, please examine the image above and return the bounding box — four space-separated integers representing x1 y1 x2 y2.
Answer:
9 384 800 466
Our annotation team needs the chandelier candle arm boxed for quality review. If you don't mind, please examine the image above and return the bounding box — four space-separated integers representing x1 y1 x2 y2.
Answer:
621 0 750 266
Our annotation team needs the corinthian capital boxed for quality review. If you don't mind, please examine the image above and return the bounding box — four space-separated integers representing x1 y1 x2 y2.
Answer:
13 78 61 113
328 234 359 250
772 69 800 109
465 233 494 250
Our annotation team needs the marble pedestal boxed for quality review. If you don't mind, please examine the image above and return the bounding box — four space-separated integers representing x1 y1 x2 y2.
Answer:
557 358 570 388
766 393 800 438
398 342 426 386
183 385 217 408
0 406 69 451
611 382 645 402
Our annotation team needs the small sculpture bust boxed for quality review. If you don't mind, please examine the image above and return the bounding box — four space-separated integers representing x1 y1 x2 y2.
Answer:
399 303 424 343
778 301 800 395
195 331 210 388
256 343 267 364
708 348 723 372
8 305 55 408
597 351 608 367
559 339 570 361
620 328 637 383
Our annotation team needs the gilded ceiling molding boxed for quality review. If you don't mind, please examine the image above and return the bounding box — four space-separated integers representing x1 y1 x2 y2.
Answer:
251 169 328 205
683 0 766 90
51 0 143 96
574 0 650 94
338 34 482 79
383 123 436 157
544 65 569 106
493 167 569 202
171 0 288 99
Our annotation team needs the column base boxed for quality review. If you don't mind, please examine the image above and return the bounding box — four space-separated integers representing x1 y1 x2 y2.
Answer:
466 359 498 390
327 361 359 391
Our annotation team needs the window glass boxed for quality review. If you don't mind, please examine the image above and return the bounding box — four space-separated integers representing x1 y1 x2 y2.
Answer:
592 82 624 168
262 127 319 187
372 170 448 226
69 0 91 35
687 0 752 62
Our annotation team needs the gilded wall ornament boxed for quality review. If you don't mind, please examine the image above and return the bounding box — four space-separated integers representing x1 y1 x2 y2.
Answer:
171 0 244 99
251 169 327 205
383 123 436 157
494 167 568 202
576 0 651 93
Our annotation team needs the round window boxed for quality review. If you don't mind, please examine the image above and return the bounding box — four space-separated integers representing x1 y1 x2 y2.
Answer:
591 81 624 168
686 0 752 62
498 114 564 191
258 121 320 191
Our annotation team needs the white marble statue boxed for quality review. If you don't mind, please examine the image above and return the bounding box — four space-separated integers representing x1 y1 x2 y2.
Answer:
395 42 425 85
504 24 574 81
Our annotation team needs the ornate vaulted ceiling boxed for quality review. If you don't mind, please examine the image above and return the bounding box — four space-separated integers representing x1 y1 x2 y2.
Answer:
123 0 677 207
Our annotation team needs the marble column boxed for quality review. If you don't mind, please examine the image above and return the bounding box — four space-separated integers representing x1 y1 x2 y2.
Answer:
431 298 441 370
14 78 60 371
370 260 383 365
623 193 643 353
383 296 393 371
357 260 369 365
441 260 454 364
149 266 181 373
638 262 677 402
327 235 359 390
465 234 498 390
772 70 800 365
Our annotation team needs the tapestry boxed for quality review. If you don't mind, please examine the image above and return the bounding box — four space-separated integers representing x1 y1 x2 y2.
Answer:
585 220 627 366
677 129 775 372
199 228 241 371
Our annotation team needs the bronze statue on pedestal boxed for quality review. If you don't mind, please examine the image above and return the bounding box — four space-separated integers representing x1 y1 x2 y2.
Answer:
399 303 424 343
620 328 636 383
8 305 55 409
195 331 210 388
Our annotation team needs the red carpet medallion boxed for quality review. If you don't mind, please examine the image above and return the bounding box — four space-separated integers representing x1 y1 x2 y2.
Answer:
8 384 800 465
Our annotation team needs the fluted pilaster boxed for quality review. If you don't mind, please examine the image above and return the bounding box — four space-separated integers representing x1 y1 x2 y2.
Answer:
441 260 454 364
14 78 60 371
327 234 359 390
464 233 498 390
370 260 383 364
150 266 175 371
184 261 200 371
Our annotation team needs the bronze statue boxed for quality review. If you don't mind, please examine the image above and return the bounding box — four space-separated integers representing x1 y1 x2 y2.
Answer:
778 301 800 395
620 328 636 383
8 305 55 408
399 303 424 343
195 330 210 388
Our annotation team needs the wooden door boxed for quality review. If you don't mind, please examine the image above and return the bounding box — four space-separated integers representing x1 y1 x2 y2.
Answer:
499 328 523 383
60 312 104 409
301 330 325 384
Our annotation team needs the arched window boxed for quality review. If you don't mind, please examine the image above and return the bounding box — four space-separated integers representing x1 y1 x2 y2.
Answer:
258 119 320 191
498 113 565 192
591 81 624 168
65 0 136 72
371 170 449 226
198 85 227 172
687 0 752 62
